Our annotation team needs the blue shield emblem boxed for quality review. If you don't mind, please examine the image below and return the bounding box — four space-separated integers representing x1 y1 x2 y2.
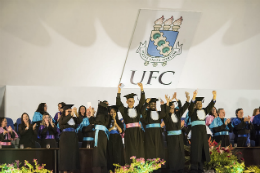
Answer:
147 30 178 57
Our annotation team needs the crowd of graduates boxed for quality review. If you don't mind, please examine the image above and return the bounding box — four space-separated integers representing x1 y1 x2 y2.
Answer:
1 83 260 173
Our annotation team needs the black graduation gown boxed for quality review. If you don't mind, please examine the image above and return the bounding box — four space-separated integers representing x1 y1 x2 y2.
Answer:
107 116 125 171
18 124 37 148
211 118 233 147
39 125 59 148
59 115 82 171
89 113 110 171
116 91 145 164
188 100 215 166
164 100 190 171
82 124 95 148
141 103 166 161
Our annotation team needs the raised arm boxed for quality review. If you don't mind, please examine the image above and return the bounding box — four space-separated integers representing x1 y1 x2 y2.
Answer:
137 83 145 110
116 83 125 117
188 90 197 115
141 98 150 119
205 90 217 114
176 92 190 117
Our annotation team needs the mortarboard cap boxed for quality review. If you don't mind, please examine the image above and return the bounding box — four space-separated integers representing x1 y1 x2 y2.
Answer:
149 98 159 103
63 104 74 111
98 101 108 108
169 101 176 107
195 97 204 103
108 105 118 112
124 93 137 99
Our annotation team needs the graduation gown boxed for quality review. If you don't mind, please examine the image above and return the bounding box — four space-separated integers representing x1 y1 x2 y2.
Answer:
164 100 190 171
38 125 59 148
188 100 216 166
232 117 252 147
59 115 82 171
252 114 260 146
18 124 37 148
209 117 233 147
76 117 95 148
116 91 145 164
107 116 125 171
141 103 166 161
89 113 110 171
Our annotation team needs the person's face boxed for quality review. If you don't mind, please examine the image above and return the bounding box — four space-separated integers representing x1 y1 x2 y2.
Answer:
58 104 62 112
80 107 85 115
219 110 225 118
126 98 135 108
110 109 116 117
23 114 29 123
1 118 7 127
44 115 51 121
237 110 244 118
149 102 156 110
65 109 72 116
196 101 202 110
212 107 217 115
256 109 260 116
44 104 47 112
104 102 109 106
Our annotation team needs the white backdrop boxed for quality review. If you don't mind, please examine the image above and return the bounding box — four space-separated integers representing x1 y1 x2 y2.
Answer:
0 0 260 89
1 0 260 120
5 86 260 121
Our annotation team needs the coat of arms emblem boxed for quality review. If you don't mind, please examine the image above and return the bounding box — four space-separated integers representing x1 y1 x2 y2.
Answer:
136 16 183 67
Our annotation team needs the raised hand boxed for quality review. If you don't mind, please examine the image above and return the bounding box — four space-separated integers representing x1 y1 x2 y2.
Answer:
185 91 190 99
172 92 177 100
160 98 164 105
146 98 151 103
89 107 94 117
118 83 122 93
192 90 198 100
165 94 173 106
212 90 217 100
137 83 144 91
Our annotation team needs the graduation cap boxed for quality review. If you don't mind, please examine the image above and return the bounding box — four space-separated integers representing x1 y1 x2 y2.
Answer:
96 101 108 116
124 93 137 99
98 101 108 108
108 105 118 112
149 98 158 103
63 104 74 111
169 101 176 107
195 97 204 103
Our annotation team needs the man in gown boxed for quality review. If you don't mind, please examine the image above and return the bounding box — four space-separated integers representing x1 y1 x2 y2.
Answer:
188 90 216 173
116 83 145 164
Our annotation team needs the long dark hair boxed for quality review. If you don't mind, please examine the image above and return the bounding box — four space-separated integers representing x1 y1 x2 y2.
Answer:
36 103 47 115
78 105 87 117
21 113 30 127
0 117 6 127
209 106 217 115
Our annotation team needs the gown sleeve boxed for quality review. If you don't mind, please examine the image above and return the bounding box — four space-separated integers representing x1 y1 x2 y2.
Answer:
137 91 146 111
116 93 126 120
205 100 216 115
178 100 190 118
